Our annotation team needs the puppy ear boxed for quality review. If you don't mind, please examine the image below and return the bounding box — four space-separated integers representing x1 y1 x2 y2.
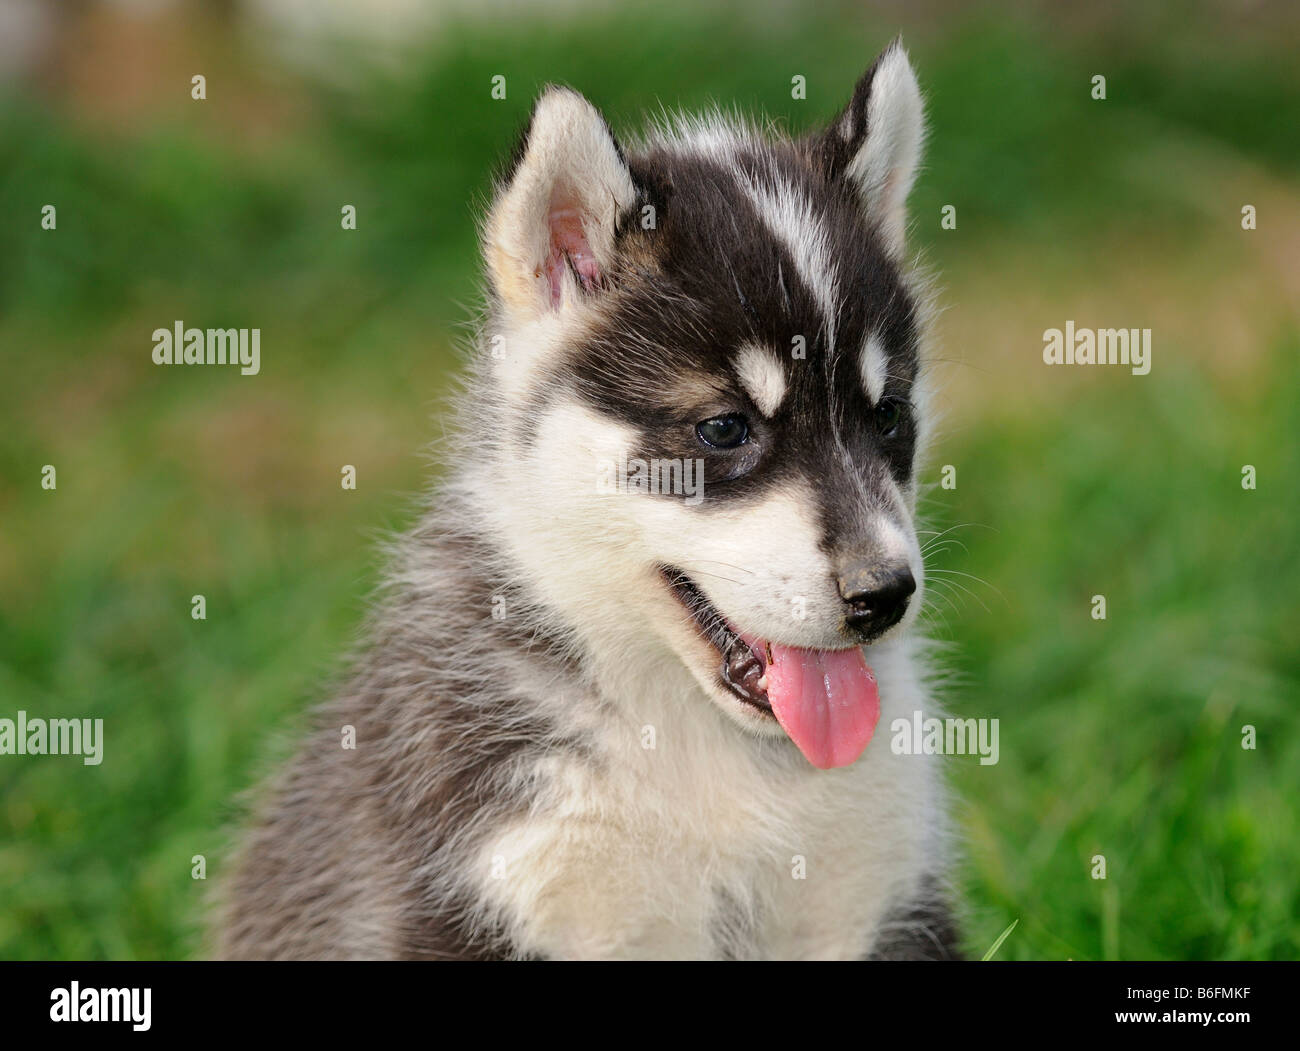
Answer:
812 40 925 259
484 86 637 319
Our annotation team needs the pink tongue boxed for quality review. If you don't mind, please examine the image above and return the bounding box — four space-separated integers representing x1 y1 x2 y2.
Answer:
751 640 880 769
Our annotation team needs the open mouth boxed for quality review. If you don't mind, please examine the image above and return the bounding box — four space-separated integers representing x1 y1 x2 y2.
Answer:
659 565 883 770
660 566 774 712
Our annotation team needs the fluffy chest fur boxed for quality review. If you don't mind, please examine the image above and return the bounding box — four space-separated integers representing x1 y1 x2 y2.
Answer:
470 643 943 959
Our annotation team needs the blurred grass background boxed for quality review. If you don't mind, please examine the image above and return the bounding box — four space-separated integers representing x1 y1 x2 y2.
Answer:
0 0 1297 959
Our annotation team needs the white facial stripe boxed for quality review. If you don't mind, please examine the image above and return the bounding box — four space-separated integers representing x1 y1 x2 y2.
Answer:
859 333 888 403
738 174 840 352
733 343 787 417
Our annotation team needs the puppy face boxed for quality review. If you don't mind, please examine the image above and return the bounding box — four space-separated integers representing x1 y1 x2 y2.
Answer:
480 43 932 768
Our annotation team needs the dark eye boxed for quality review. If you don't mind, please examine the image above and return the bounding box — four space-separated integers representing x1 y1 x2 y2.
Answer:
874 398 904 437
695 413 749 449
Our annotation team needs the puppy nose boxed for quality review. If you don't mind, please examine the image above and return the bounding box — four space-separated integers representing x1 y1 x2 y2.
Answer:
837 562 916 637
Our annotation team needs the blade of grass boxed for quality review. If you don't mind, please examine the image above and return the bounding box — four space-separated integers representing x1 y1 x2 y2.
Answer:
982 918 1019 961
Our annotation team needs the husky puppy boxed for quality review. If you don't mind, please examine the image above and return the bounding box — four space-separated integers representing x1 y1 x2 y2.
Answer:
218 40 959 960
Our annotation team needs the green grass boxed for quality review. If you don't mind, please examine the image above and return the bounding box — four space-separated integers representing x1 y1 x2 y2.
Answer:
933 340 1300 960
0 3 1297 959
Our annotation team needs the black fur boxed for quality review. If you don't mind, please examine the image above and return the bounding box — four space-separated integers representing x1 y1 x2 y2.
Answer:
560 137 921 562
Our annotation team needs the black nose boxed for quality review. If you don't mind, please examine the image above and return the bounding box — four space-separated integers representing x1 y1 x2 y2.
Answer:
837 563 916 638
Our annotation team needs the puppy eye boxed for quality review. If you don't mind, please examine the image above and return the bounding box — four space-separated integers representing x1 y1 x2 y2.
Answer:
874 398 904 438
695 413 749 449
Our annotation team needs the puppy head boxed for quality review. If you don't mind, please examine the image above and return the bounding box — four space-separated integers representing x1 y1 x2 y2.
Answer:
478 42 932 768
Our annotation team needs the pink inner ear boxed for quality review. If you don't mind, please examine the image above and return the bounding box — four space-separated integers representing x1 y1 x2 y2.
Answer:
545 199 602 308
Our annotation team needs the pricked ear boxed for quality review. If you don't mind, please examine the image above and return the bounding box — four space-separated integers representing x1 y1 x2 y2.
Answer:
484 86 637 319
813 40 925 259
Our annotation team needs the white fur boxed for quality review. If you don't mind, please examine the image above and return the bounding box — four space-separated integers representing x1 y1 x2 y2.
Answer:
640 105 760 170
733 342 788 417
859 332 888 403
472 637 943 959
844 45 925 259
483 86 637 318
740 173 841 353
